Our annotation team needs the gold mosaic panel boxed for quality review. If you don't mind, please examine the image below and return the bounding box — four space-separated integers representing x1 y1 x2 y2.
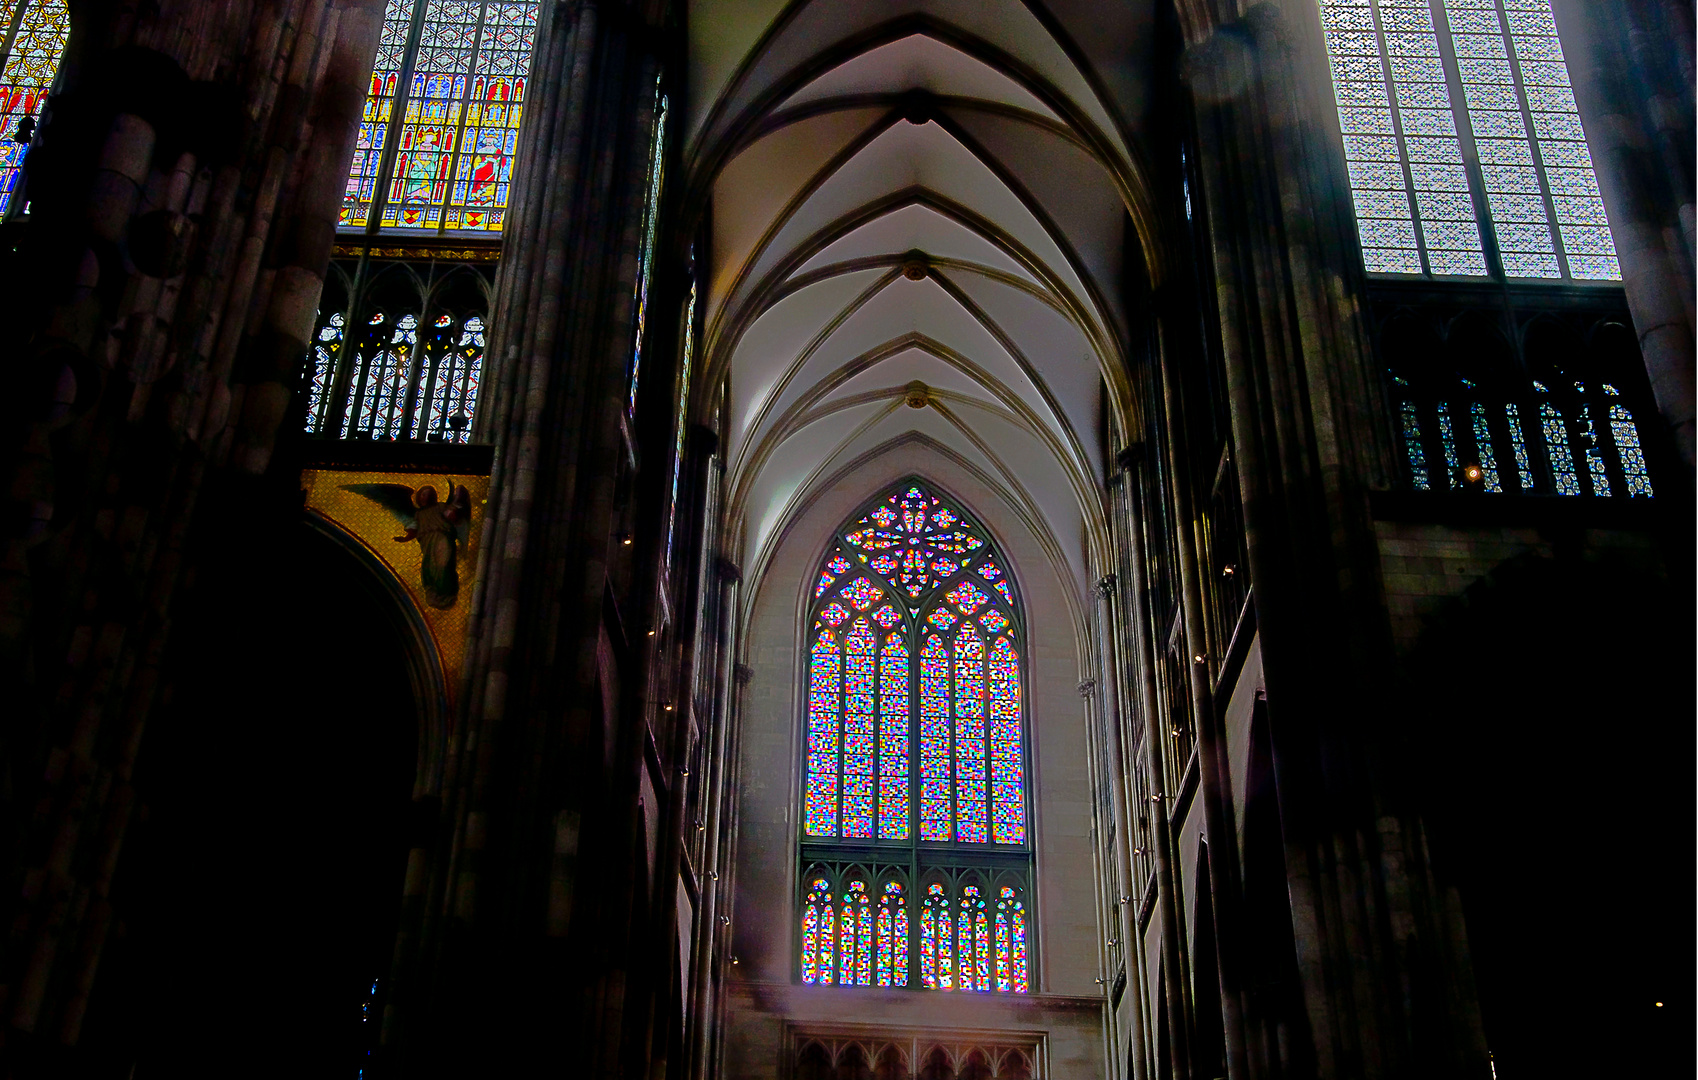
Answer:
302 467 490 705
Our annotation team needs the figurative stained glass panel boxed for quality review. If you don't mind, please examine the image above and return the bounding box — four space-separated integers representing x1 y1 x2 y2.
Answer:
0 0 71 215
344 0 542 233
343 0 414 228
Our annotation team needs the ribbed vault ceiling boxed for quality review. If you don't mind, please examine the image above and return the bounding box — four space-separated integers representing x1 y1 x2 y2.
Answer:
687 0 1158 608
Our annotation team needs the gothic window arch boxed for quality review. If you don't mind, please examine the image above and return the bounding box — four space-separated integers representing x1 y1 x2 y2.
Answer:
799 479 1032 993
342 0 542 234
0 0 68 215
1317 0 1619 281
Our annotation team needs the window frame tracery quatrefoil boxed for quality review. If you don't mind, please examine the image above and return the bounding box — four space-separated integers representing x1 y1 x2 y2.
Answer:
796 478 1035 994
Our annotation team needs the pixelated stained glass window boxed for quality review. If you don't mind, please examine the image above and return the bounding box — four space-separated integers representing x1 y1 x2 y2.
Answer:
1317 0 1621 281
0 0 69 216
342 0 541 234
799 480 1030 994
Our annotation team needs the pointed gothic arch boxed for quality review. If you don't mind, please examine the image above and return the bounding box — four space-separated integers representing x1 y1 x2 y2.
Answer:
797 477 1032 993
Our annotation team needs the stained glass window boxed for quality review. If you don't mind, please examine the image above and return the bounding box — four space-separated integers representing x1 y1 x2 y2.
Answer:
664 274 698 569
0 0 69 216
1318 0 1620 281
799 480 1030 993
311 307 488 441
628 79 669 416
342 0 541 233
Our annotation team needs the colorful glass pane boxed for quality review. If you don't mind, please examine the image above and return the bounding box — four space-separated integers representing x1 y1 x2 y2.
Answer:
921 883 951 989
344 1 540 232
919 635 951 842
1401 401 1431 489
978 609 1009 634
345 313 419 439
805 633 841 837
841 483 988 600
1540 402 1582 494
1505 402 1533 490
946 580 991 615
872 605 901 629
1468 403 1504 491
664 278 697 568
801 877 833 985
989 637 1026 845
997 885 1029 993
877 881 909 988
1608 403 1654 497
925 608 957 631
842 622 876 839
838 878 873 986
878 634 911 840
841 578 882 610
0 0 69 214
819 602 849 627
953 629 988 844
957 885 991 991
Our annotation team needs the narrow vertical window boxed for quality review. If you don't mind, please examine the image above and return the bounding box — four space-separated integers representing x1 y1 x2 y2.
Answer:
800 876 835 986
988 636 1026 845
664 275 697 569
877 629 910 840
305 313 346 435
957 884 991 992
1606 400 1654 497
842 621 877 840
996 885 1029 993
876 881 909 987
919 633 952 842
805 629 843 838
838 877 873 987
921 882 951 989
628 79 668 415
0 0 69 215
952 627 988 845
1539 402 1582 494
1468 403 1504 491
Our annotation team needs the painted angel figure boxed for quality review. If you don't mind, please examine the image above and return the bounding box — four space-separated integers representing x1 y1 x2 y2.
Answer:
343 481 472 609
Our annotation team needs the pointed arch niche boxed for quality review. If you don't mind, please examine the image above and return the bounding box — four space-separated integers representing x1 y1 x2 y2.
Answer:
797 478 1033 993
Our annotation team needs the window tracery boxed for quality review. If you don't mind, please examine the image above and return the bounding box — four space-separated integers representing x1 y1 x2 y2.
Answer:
799 480 1032 993
0 0 69 215
1318 0 1620 280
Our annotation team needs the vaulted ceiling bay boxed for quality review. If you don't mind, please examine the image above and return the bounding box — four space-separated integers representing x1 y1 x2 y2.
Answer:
683 0 1167 622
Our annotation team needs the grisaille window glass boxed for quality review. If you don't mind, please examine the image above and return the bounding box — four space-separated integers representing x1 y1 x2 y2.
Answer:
342 0 541 234
1318 0 1621 280
799 480 1031 994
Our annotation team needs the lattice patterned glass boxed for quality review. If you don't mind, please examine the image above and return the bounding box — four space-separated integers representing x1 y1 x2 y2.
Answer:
1607 400 1654 497
1468 403 1505 490
342 312 420 439
305 313 346 434
1400 400 1431 489
1320 0 1617 281
0 0 69 215
413 314 486 443
1444 0 1619 279
343 0 541 232
1320 0 1486 274
1539 402 1582 494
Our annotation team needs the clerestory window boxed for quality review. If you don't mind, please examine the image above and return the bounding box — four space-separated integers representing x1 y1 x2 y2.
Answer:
1318 0 1620 281
0 0 68 216
798 480 1031 993
342 0 542 234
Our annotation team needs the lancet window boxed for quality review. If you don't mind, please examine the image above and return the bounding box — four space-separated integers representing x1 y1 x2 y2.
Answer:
0 0 69 215
799 480 1032 993
342 0 542 234
1318 0 1619 280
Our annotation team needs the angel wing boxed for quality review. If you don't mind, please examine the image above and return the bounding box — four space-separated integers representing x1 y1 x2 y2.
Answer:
342 483 419 530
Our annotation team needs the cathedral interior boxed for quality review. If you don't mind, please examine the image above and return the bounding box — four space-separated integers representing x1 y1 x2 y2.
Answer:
0 0 1692 1077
